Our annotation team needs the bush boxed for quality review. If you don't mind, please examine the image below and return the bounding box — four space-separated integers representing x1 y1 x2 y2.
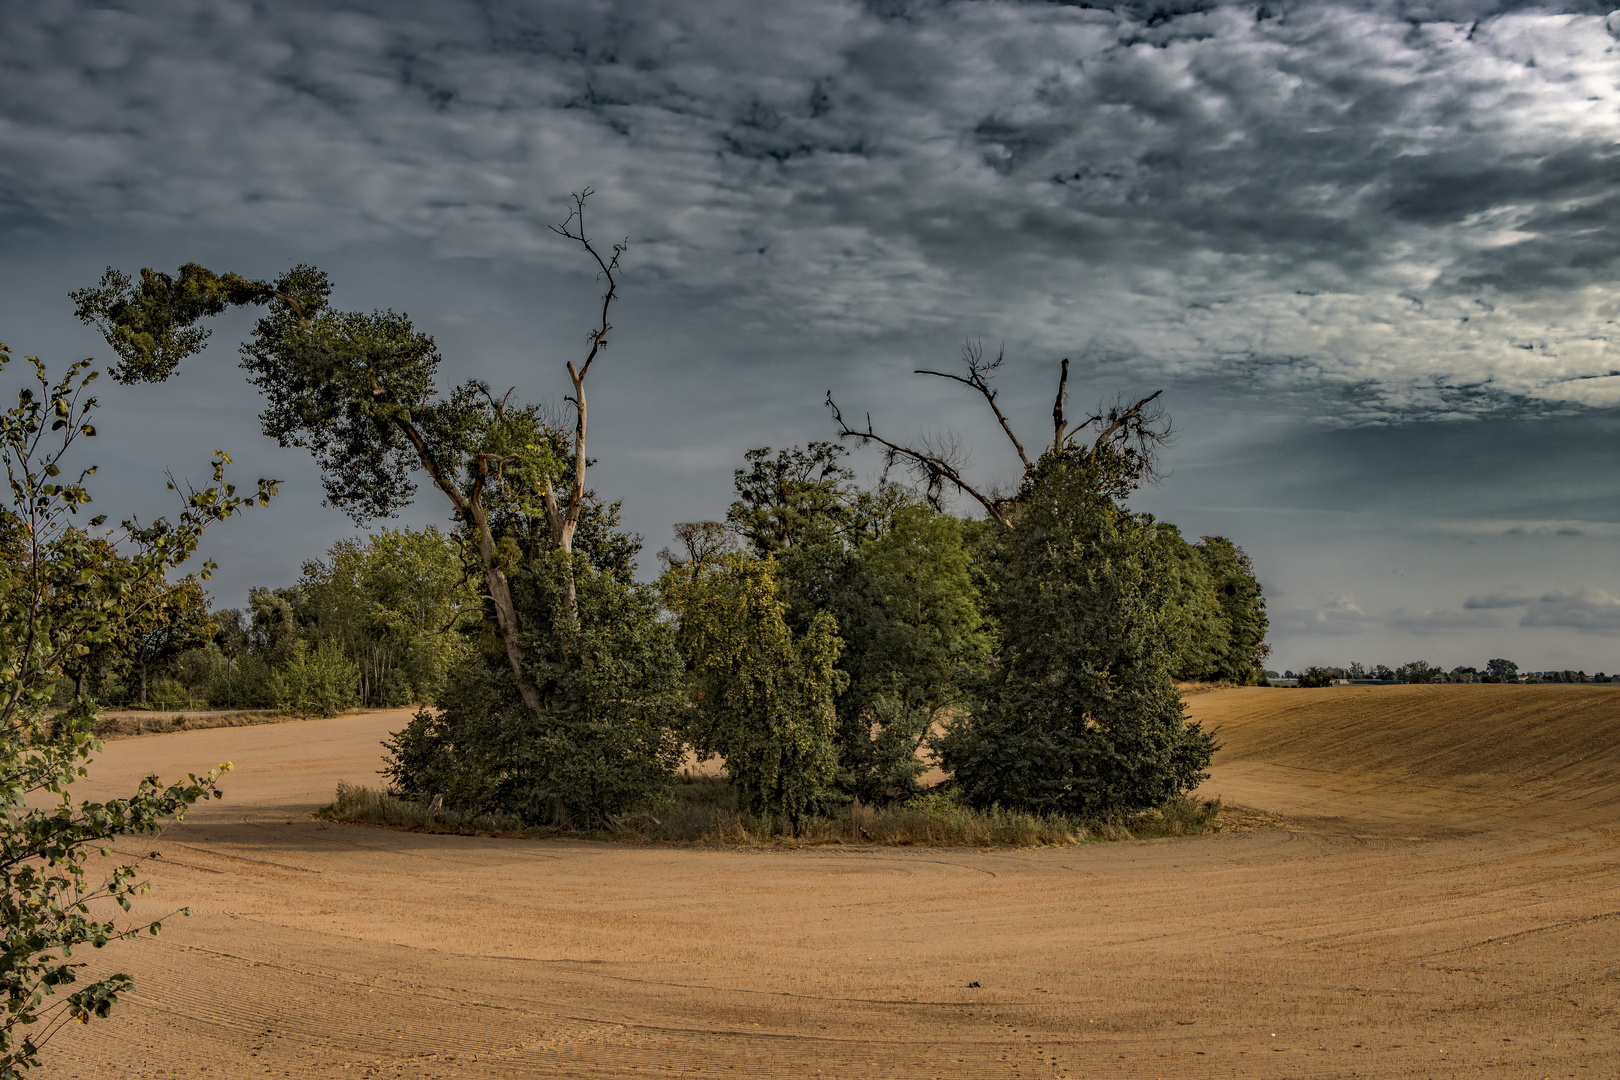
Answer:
664 554 843 829
145 677 192 710
384 555 684 828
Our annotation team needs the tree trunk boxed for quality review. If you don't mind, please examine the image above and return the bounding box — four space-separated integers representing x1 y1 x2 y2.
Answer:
469 501 543 714
139 657 148 705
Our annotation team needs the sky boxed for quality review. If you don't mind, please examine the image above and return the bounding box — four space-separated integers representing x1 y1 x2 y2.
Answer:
4 0 1620 673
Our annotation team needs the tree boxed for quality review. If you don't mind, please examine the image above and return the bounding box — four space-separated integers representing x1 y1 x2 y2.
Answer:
1298 666 1335 688
120 576 214 706
1486 658 1519 683
715 448 991 804
72 190 622 718
832 505 993 803
657 521 738 581
1195 537 1270 684
726 443 853 555
936 449 1216 817
1 345 274 1075
1401 661 1436 684
1152 524 1232 682
664 554 842 830
300 527 477 706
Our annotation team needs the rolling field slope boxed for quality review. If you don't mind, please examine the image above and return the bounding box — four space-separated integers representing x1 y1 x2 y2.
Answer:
1192 683 1620 830
37 686 1620 1078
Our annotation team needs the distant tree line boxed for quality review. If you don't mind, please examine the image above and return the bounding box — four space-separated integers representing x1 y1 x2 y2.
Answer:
51 526 477 716
1276 658 1620 687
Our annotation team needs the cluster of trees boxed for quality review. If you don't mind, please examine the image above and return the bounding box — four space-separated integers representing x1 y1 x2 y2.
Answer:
1285 658 1620 686
49 526 474 716
66 199 1267 835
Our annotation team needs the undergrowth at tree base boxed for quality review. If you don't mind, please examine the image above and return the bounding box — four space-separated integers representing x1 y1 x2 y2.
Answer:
317 777 1220 847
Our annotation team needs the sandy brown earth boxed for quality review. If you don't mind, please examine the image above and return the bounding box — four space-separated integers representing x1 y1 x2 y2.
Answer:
36 685 1620 1078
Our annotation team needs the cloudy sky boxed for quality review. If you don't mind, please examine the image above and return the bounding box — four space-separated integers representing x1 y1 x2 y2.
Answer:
5 0 1620 672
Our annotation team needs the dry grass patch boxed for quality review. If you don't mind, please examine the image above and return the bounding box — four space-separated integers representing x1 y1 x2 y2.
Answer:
91 710 287 739
317 775 1221 847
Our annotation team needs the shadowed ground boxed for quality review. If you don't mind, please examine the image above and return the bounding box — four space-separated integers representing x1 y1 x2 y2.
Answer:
38 685 1620 1078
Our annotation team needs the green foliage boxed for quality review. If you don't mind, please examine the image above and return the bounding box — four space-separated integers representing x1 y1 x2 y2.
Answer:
1152 524 1232 681
205 654 277 709
1400 660 1437 684
665 554 843 828
0 345 270 1075
299 527 477 706
1486 658 1519 682
121 576 214 706
1195 536 1270 684
69 264 274 383
383 555 683 827
726 443 854 556
1297 666 1335 688
831 505 992 803
938 449 1217 818
74 261 563 527
268 639 358 717
720 446 992 805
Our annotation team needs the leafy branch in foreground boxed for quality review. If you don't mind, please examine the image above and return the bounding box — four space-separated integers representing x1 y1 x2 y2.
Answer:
1 343 273 1076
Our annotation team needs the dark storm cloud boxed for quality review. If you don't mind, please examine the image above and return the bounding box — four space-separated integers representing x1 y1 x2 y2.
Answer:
5 0 1620 417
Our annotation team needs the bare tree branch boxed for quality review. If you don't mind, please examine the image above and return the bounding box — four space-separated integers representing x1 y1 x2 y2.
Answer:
827 343 1171 530
545 189 628 622
915 340 1032 473
825 393 1013 529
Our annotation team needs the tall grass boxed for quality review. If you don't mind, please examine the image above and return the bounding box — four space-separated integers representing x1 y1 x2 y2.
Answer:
318 775 1220 847
319 781 529 836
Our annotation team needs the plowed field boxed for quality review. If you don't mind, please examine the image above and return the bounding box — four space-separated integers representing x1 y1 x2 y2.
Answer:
38 685 1620 1078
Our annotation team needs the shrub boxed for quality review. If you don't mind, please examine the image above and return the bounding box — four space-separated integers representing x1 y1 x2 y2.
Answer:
384 555 684 828
145 677 192 710
206 654 277 709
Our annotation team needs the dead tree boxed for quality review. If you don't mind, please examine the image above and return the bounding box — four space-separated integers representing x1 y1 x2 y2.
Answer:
825 340 1171 527
544 189 626 623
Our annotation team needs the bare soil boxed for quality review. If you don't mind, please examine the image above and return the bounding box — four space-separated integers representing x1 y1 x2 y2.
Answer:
39 685 1620 1078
